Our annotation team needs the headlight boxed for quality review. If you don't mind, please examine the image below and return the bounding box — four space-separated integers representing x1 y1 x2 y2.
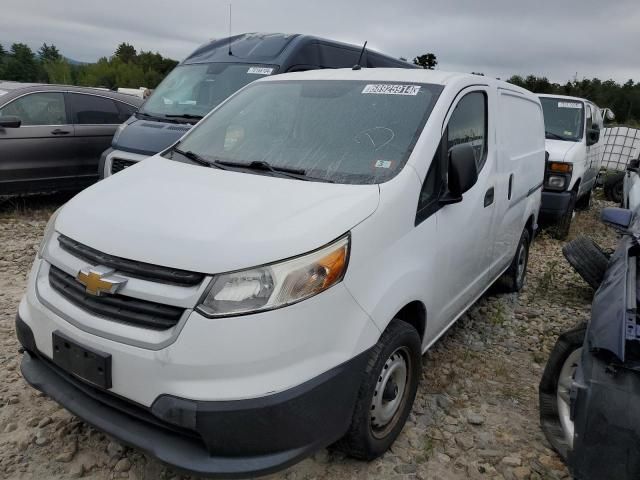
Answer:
197 234 350 317
38 208 61 257
546 175 566 189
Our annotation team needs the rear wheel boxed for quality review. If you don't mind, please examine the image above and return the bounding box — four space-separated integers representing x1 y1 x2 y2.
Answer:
335 320 421 460
551 191 576 240
498 228 530 292
539 324 586 461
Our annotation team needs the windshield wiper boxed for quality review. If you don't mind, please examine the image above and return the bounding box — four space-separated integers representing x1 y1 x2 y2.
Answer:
165 113 204 120
135 111 182 124
215 160 334 183
172 148 227 170
545 131 570 141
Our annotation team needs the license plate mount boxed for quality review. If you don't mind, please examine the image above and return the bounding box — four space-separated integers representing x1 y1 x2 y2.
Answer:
52 331 112 389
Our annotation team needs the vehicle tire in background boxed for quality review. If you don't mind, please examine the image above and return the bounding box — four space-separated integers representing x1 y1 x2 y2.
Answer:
574 188 592 211
562 235 609 290
498 228 530 292
551 191 576 240
539 324 586 462
335 319 421 460
603 171 625 204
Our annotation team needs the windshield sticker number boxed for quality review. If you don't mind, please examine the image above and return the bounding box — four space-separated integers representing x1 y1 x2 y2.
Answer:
0 90 7 97
247 67 274 75
558 102 582 109
374 160 394 169
362 84 421 96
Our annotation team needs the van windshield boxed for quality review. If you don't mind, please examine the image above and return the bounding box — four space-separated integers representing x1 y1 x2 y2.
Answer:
541 97 584 142
140 63 277 120
171 80 442 184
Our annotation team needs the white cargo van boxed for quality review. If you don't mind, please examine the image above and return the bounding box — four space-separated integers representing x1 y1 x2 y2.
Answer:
17 69 544 477
539 95 605 238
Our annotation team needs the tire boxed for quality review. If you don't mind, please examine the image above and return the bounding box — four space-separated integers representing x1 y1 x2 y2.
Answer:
574 188 592 211
539 324 586 462
335 319 421 460
498 228 530 292
562 235 609 290
551 191 576 240
604 172 624 204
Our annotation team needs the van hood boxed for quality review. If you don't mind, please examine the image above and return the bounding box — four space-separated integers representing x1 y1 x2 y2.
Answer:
56 156 380 274
545 139 579 163
112 118 193 156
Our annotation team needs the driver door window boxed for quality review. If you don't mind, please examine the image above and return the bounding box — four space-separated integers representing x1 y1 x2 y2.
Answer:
416 91 487 224
0 92 67 126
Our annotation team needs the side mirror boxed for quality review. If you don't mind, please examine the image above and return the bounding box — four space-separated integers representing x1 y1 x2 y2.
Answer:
628 158 640 172
440 143 478 205
0 116 21 128
601 207 632 230
586 128 600 146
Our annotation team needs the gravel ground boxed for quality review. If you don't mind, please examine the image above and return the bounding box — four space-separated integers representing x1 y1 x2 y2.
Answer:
0 192 619 480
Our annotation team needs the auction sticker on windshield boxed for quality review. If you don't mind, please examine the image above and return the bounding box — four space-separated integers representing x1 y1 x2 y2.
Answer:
558 102 582 109
247 67 274 75
362 84 421 96
0 90 8 97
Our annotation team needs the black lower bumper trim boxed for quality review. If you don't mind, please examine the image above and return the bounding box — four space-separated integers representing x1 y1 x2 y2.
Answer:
16 314 368 478
540 190 572 221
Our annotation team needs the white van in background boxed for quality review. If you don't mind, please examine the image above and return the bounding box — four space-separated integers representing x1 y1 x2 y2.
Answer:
538 94 605 238
17 69 545 477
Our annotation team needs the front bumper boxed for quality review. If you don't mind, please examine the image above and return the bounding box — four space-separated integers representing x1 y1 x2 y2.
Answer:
540 190 573 222
17 314 369 478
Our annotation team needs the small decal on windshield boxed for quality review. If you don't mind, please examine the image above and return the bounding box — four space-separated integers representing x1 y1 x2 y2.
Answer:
0 90 7 97
374 160 393 169
247 67 274 75
362 84 421 96
558 102 582 109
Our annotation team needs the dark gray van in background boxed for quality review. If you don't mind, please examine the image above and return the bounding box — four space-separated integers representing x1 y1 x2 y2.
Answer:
99 32 416 178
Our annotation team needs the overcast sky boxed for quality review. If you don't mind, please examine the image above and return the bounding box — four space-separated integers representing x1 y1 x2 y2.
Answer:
2 0 638 83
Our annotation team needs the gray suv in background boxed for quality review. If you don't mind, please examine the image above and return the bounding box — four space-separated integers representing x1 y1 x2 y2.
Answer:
0 82 143 195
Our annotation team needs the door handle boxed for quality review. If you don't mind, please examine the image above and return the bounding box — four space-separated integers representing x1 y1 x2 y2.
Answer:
484 187 495 207
51 129 70 135
508 173 514 200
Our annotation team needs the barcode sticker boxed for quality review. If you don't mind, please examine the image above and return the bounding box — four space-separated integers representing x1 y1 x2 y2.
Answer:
362 84 421 96
247 67 274 75
558 102 582 109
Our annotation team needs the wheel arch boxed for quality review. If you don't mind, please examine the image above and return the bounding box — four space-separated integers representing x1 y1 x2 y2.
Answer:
389 301 426 344
525 213 536 240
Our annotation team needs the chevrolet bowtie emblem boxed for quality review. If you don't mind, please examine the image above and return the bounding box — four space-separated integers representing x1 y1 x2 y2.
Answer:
76 266 127 296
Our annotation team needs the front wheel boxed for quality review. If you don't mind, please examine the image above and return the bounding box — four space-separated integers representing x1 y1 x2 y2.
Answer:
551 191 576 240
335 320 421 460
539 324 586 461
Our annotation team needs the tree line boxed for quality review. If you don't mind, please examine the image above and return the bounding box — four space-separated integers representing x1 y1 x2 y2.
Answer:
0 42 177 90
413 54 639 126
1 44 638 126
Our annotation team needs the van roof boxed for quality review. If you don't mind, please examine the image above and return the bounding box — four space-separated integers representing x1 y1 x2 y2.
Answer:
538 94 590 103
258 68 533 91
182 33 414 68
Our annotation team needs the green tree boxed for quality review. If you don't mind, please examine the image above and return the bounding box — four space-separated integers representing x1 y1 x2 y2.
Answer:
38 43 61 63
43 57 73 84
114 43 137 63
4 43 39 82
0 43 5 79
413 53 438 70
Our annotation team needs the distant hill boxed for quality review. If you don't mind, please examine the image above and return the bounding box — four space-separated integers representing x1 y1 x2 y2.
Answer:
64 56 87 66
